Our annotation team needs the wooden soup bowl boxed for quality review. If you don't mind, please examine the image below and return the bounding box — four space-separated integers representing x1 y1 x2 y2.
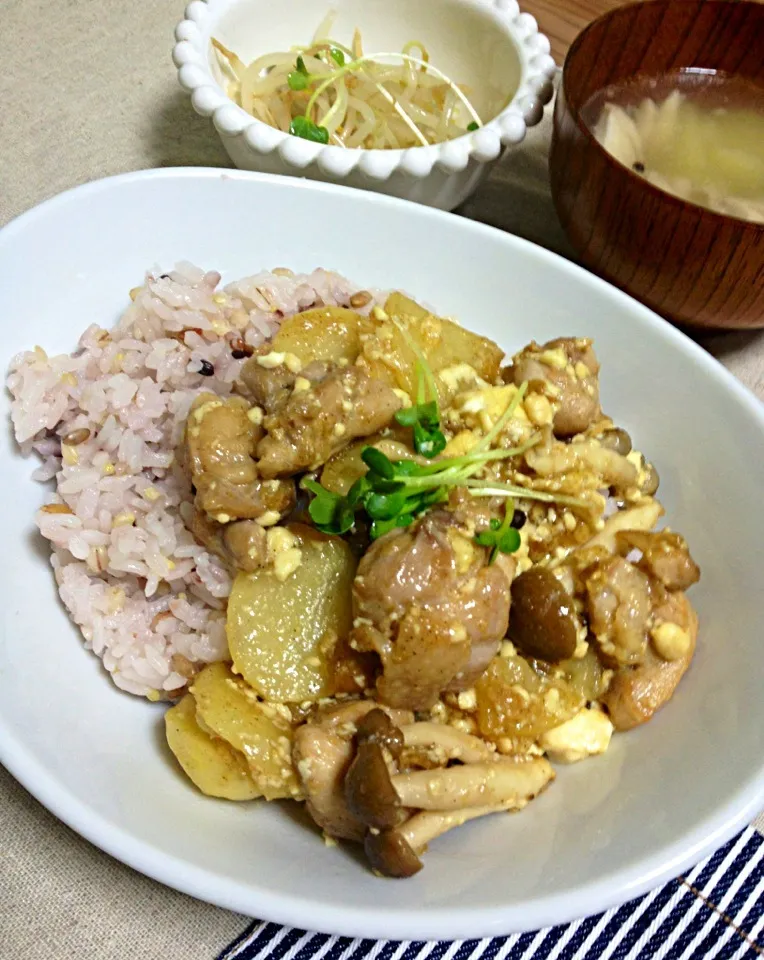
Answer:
550 0 764 330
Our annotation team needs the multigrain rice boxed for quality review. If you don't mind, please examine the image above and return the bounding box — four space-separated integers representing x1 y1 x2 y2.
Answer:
8 263 381 697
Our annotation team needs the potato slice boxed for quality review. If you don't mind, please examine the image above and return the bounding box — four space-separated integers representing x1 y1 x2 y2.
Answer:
191 663 300 800
164 693 259 801
227 533 357 703
269 306 370 366
358 293 504 404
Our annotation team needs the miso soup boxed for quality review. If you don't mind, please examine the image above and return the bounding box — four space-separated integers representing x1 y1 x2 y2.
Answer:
582 71 764 224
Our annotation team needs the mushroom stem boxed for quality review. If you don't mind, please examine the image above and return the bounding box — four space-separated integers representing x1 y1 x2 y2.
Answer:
400 799 524 854
400 723 496 764
583 500 663 553
391 757 554 812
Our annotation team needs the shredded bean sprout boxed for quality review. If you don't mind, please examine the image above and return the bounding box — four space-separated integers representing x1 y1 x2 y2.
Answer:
212 13 484 148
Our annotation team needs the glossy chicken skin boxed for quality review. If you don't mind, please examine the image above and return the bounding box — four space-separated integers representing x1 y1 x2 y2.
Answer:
351 511 514 711
182 393 294 520
255 363 402 478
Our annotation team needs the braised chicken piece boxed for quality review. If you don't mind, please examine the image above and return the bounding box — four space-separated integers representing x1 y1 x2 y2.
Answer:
585 556 652 666
238 357 331 413
187 508 267 573
255 362 402 478
182 393 295 520
508 337 601 437
615 530 700 592
603 590 697 730
351 510 514 711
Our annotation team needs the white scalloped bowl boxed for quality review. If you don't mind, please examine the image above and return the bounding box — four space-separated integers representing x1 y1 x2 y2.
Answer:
173 0 556 209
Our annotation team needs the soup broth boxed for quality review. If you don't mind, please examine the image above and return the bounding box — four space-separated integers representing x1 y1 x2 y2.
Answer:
582 71 764 224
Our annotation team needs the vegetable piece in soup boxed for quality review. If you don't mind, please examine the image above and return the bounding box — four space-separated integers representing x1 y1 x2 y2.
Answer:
582 70 764 223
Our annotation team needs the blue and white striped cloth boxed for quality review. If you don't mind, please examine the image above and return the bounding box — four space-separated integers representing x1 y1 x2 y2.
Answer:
217 828 763 960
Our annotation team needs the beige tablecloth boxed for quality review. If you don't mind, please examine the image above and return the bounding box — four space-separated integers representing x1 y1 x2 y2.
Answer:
1 2 763 958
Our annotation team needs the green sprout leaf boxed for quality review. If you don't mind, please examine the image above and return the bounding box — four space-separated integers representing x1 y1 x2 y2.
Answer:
370 514 416 540
394 406 419 428
346 475 371 506
467 121 479 132
288 71 309 91
365 491 408 521
413 422 446 458
302 479 354 534
296 55 309 75
361 447 395 479
297 370 584 543
330 47 345 66
289 116 330 143
473 504 522 563
390 338 446 458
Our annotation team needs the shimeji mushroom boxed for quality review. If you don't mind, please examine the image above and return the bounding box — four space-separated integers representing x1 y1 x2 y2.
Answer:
293 701 413 842
343 709 554 877
365 798 535 878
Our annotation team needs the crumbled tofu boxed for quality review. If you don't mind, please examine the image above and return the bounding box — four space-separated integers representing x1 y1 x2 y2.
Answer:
256 510 281 527
192 398 223 423
456 384 531 434
543 688 561 713
216 513 231 524
247 406 264 425
273 548 302 581
457 688 477 710
256 351 302 372
443 429 478 458
524 393 554 426
392 388 412 406
538 347 568 369
500 640 517 659
143 486 161 501
371 306 389 321
333 423 347 437
437 363 488 394
446 528 476 573
540 708 614 763
292 377 311 394
574 361 591 380
650 621 691 661
266 526 302 581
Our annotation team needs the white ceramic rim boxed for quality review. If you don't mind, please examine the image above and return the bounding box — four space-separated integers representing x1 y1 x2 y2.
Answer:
172 0 557 180
2 168 763 939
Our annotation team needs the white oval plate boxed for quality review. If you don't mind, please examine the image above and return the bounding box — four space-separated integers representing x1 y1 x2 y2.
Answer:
1 169 763 941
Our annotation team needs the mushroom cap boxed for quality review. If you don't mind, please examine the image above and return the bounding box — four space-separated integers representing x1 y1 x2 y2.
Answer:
509 567 578 661
364 828 423 878
344 741 406 830
356 708 404 758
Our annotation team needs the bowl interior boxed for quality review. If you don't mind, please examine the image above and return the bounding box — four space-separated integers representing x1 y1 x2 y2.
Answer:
562 0 764 115
207 0 522 123
2 170 764 939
